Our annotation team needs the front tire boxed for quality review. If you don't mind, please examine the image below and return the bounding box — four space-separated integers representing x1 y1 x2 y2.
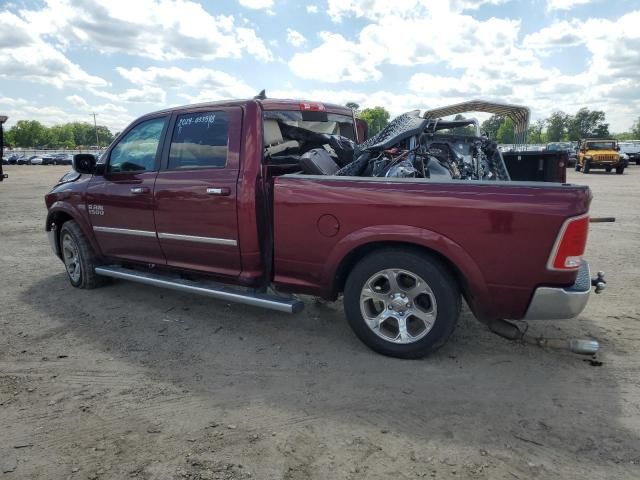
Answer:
344 249 461 359
605 167 612 173
583 160 591 174
59 221 105 289
616 166 625 174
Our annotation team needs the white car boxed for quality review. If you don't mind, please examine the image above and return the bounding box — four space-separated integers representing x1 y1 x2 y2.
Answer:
29 156 44 165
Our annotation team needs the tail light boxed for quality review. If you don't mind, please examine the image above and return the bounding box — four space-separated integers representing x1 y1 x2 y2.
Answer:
547 214 589 271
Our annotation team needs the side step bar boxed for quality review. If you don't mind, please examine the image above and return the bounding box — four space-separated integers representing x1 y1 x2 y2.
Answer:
94 265 304 314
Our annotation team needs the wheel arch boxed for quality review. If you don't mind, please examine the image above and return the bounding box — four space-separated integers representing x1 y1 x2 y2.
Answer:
46 205 102 259
325 226 490 319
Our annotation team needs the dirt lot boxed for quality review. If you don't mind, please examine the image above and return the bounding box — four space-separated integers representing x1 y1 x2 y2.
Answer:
1 165 639 480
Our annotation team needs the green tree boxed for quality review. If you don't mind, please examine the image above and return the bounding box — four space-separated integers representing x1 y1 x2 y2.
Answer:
358 106 390 136
47 124 75 148
96 125 114 146
546 111 569 142
567 108 610 140
612 132 635 141
5 120 115 148
345 102 360 115
527 119 547 144
630 117 640 139
481 115 505 140
449 114 475 136
8 120 48 147
4 128 15 148
496 117 515 144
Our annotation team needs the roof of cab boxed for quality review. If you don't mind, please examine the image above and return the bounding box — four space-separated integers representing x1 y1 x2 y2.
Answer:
143 98 353 118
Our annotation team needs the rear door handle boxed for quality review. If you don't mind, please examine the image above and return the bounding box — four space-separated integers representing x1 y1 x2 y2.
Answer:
130 187 150 194
206 187 230 196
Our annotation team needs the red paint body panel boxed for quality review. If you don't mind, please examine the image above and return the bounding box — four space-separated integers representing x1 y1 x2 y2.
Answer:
44 98 593 323
86 171 166 265
272 177 591 319
154 106 243 276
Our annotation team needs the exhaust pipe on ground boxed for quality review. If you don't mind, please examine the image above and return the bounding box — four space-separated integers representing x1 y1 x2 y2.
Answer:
488 319 599 355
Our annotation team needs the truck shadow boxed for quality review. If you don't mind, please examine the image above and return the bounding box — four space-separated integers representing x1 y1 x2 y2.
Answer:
23 273 639 470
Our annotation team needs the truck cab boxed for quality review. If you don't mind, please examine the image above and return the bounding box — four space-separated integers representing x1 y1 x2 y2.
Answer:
576 139 624 174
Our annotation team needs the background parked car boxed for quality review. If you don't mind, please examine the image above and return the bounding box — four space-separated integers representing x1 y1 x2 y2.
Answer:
16 155 28 165
42 154 57 165
620 143 640 165
546 141 576 167
54 153 73 165
30 156 44 165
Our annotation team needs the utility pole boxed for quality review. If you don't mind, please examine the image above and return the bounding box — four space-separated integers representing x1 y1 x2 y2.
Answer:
92 113 99 147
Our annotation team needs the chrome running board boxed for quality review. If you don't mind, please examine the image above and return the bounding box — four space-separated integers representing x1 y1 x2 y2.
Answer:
94 265 304 314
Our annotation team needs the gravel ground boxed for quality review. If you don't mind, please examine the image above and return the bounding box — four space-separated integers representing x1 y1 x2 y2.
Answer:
1 165 639 480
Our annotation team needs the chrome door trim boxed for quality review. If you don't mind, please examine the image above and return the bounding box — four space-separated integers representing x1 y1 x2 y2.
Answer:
157 232 237 246
93 226 157 238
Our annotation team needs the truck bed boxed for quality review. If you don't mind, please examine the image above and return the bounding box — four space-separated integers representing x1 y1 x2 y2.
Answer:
272 175 591 320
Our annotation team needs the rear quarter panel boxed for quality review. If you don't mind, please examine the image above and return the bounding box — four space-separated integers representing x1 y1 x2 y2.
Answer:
272 176 591 320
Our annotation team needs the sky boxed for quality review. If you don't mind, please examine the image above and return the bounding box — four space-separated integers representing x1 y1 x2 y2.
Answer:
0 0 638 133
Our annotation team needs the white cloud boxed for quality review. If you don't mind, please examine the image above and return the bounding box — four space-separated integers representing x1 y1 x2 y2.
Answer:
116 66 255 99
546 0 594 11
0 11 107 89
286 29 307 47
92 86 167 104
289 7 523 83
20 0 273 62
522 21 584 49
326 0 508 22
1 99 134 131
66 95 128 113
289 32 382 82
306 5 319 13
0 97 29 107
238 0 273 9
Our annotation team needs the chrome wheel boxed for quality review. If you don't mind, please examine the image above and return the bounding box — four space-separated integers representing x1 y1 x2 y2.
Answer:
62 233 81 283
359 268 437 344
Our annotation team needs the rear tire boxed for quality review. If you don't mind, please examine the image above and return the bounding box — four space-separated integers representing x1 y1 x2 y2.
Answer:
59 221 106 289
616 166 625 174
344 249 461 359
575 163 581 172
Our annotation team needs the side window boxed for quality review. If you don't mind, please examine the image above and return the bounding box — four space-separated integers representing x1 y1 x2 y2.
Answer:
168 111 229 169
109 117 166 173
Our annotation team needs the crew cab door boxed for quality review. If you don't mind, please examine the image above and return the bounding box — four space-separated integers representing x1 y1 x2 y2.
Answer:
86 116 168 264
153 107 242 277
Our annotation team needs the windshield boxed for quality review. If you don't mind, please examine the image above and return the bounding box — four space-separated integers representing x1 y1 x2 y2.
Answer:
264 110 355 140
586 141 616 150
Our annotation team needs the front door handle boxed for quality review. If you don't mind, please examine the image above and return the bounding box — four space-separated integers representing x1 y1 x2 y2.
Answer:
130 187 150 194
206 187 230 196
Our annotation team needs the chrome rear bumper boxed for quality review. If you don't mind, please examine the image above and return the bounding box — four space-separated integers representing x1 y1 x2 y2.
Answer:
523 261 596 321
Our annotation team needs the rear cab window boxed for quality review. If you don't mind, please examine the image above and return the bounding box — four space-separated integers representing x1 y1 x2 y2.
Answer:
168 111 229 170
261 108 355 169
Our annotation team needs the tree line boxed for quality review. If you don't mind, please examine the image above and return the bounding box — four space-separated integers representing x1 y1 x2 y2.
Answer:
346 103 640 144
4 120 117 149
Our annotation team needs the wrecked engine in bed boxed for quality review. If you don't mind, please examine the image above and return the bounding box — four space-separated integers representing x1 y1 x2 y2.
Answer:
268 110 511 181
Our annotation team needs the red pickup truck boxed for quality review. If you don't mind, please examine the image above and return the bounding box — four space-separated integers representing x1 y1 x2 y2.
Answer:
44 98 603 358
